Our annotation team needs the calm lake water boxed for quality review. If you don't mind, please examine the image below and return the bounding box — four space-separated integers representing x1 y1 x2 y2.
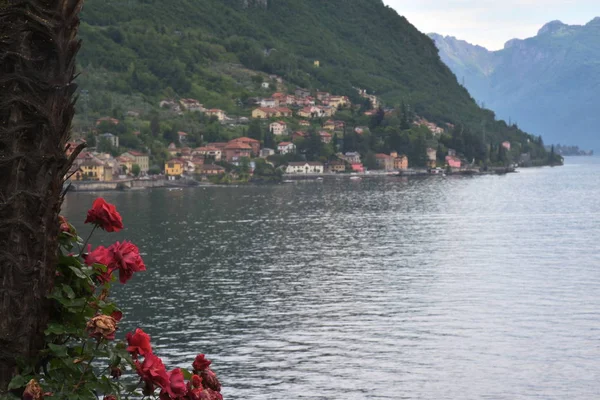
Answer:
63 158 600 400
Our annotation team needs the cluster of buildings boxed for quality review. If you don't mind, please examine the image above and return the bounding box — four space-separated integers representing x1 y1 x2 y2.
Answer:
160 98 229 122
252 89 351 120
66 140 151 182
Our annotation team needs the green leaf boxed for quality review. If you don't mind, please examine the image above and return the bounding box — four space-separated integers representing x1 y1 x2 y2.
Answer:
7 375 29 390
180 368 192 380
48 343 69 358
62 284 76 299
45 323 67 335
69 266 88 280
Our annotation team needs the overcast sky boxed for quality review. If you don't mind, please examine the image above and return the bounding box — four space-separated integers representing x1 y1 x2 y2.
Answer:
383 0 600 50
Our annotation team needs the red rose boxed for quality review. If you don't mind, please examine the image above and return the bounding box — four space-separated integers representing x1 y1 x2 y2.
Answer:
136 353 169 392
192 354 212 372
126 328 153 357
159 368 188 400
108 241 146 284
85 198 124 232
191 375 202 389
84 245 115 282
104 396 117 400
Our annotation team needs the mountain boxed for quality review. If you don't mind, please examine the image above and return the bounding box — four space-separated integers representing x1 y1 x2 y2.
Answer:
430 19 600 150
73 0 551 166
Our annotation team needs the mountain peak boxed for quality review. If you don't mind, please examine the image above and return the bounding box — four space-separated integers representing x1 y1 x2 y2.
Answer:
538 20 566 35
586 17 600 26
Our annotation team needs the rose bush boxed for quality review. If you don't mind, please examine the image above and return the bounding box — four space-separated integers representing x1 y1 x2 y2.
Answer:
7 198 222 400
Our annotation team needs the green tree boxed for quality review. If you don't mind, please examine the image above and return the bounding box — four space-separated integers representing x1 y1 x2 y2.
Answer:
364 151 377 170
132 163 141 177
247 119 263 141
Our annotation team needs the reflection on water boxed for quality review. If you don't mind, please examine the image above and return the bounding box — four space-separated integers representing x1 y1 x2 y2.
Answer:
63 158 600 399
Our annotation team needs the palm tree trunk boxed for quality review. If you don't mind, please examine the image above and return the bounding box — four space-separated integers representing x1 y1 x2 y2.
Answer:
0 0 84 391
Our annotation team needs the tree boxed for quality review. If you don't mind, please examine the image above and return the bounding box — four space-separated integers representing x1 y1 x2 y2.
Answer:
0 0 84 391
132 164 141 177
364 151 377 170
264 127 275 149
247 119 262 141
150 115 160 138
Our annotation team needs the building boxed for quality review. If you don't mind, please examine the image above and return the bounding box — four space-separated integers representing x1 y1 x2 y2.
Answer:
199 164 226 175
165 160 184 179
260 98 279 108
292 131 307 141
193 146 222 161
277 107 293 118
252 107 278 119
260 148 275 158
285 162 324 174
342 152 361 164
278 142 296 155
180 98 204 112
446 155 461 169
116 156 133 174
178 131 188 143
316 92 330 101
313 60 320 68
224 141 252 162
323 120 336 131
375 153 394 171
319 131 332 144
95 117 119 126
350 163 365 173
295 88 310 98
77 158 105 181
121 151 150 173
426 147 437 169
391 153 408 170
328 160 346 173
98 133 119 148
261 82 270 89
270 121 288 136
299 120 310 127
206 109 227 121
229 137 260 156
502 141 511 151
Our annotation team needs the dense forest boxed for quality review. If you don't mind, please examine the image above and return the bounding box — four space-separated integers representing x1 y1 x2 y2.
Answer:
74 0 556 168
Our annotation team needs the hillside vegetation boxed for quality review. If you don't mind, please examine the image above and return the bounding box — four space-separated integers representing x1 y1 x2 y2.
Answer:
75 0 552 167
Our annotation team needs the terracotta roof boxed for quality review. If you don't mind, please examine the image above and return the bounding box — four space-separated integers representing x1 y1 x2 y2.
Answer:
230 137 260 144
288 162 322 166
124 150 147 157
375 153 392 159
178 131 188 136
225 142 252 150
278 142 293 146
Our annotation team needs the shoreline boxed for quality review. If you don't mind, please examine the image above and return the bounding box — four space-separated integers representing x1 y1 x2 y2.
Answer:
65 165 538 192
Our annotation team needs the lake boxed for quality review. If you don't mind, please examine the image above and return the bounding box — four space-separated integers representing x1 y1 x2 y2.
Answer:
63 158 600 399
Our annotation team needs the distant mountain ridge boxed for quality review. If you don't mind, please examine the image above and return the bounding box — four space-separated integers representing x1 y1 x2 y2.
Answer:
430 18 600 150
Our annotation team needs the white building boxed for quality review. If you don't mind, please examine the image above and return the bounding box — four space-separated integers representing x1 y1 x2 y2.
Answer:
260 98 279 108
277 142 296 155
285 162 324 174
261 82 270 89
269 121 287 136
260 148 275 158
98 133 119 148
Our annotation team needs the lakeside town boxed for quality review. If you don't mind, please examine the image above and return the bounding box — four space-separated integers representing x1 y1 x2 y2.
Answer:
67 80 530 190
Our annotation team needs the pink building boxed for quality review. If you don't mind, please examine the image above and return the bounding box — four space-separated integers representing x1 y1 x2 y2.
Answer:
446 155 461 169
502 141 511 151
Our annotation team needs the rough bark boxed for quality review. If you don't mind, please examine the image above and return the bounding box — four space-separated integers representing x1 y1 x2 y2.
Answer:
0 0 83 392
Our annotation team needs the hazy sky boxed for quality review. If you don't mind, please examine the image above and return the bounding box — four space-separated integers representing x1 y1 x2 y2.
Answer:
383 0 600 50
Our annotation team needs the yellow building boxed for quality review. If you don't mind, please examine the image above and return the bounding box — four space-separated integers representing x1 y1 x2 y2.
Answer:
78 159 105 181
323 120 336 131
314 60 320 67
117 156 134 174
121 151 149 173
165 160 184 178
103 165 114 181
205 109 227 121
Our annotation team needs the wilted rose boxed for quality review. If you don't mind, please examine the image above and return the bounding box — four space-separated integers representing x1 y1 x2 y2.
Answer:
85 198 124 232
86 314 118 340
22 379 43 400
110 366 122 379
